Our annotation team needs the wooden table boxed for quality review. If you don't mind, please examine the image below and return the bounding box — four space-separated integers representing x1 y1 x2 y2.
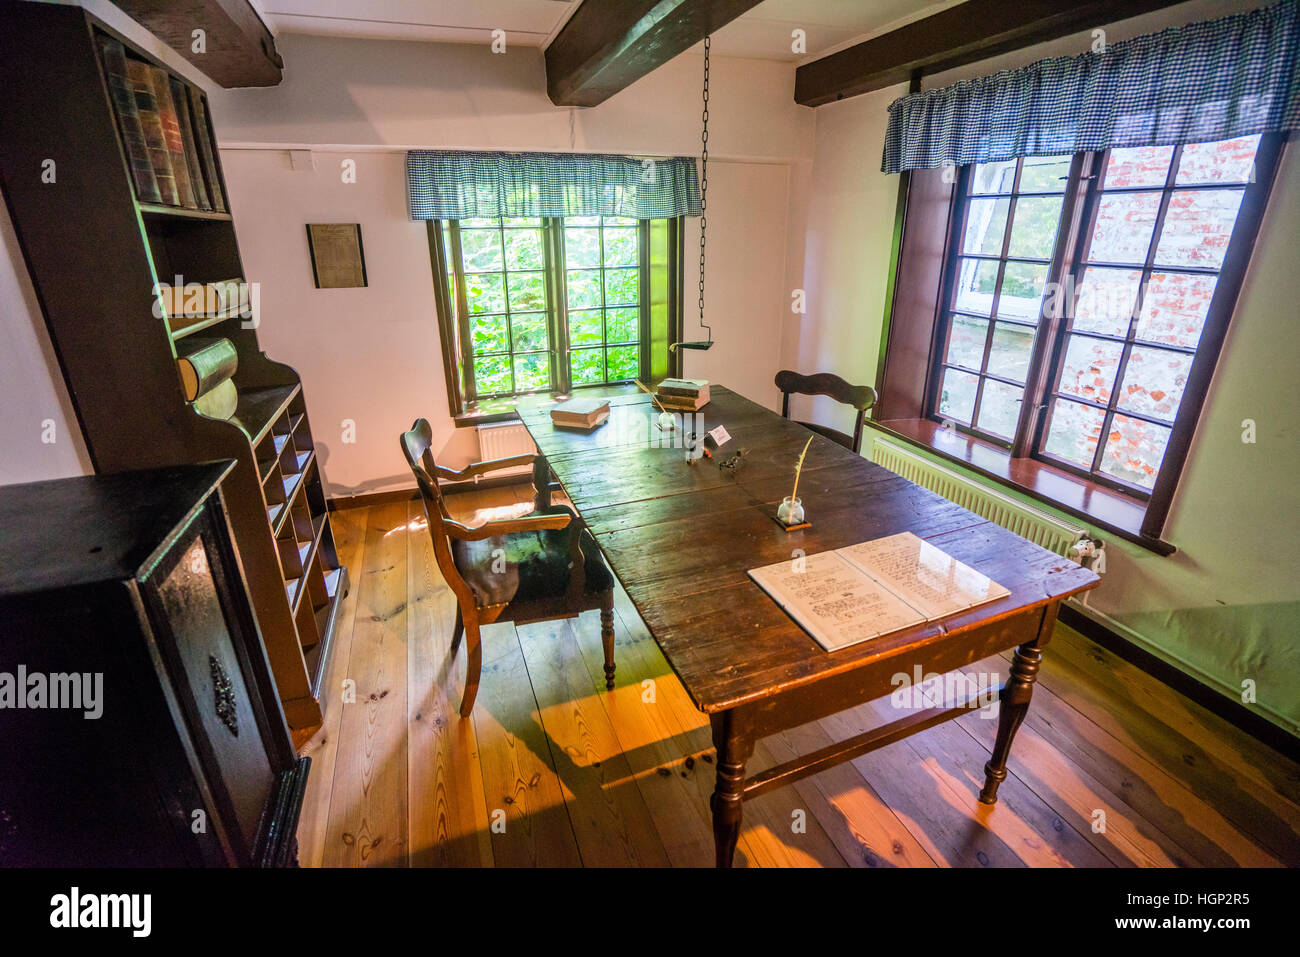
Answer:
518 386 1100 867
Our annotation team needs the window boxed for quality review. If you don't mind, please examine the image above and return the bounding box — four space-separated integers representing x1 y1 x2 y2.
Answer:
430 216 681 414
880 133 1281 548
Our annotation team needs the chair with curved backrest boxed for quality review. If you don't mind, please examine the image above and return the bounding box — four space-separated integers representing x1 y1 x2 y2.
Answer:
774 370 878 454
400 418 616 717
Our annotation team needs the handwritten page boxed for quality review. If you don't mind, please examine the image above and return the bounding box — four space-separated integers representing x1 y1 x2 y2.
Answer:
748 533 1010 652
838 532 1011 621
747 551 924 652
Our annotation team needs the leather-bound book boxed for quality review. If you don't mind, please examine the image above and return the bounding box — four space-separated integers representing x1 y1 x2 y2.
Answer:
96 37 161 204
170 77 211 210
177 338 238 401
187 87 227 212
124 59 179 205
146 65 197 208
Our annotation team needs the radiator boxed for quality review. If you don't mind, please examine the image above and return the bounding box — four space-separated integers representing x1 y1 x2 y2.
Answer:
869 437 1096 560
474 422 536 479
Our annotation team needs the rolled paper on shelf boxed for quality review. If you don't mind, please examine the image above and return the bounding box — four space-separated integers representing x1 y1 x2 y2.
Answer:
178 337 238 401
192 377 238 420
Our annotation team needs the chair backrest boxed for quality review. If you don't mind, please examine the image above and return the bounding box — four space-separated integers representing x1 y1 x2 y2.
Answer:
400 418 472 604
774 370 878 453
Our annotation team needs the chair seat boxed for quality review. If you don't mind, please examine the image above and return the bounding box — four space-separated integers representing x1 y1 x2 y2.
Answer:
451 508 613 608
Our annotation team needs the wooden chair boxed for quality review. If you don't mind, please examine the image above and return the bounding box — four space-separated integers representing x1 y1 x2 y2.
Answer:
774 370 878 454
400 418 616 717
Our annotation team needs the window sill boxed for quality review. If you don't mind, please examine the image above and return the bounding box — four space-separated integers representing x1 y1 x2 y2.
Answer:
871 418 1176 556
453 383 644 428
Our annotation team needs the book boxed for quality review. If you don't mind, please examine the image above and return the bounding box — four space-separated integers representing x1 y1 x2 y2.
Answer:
551 397 610 429
177 337 238 401
657 377 710 398
171 76 211 210
146 65 197 208
96 37 162 204
747 532 1011 652
124 59 179 206
158 278 248 332
654 391 709 411
193 377 238 420
187 87 227 213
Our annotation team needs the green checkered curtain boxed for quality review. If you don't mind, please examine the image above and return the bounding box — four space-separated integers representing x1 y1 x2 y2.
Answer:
407 151 701 220
882 0 1300 173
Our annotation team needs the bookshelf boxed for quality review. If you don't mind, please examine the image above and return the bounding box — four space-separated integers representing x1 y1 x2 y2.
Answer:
0 2 345 733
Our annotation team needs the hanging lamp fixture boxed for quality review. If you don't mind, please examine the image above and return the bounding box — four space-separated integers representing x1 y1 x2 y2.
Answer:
672 34 713 352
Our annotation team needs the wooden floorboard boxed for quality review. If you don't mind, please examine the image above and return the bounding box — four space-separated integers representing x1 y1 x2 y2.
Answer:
297 492 1300 867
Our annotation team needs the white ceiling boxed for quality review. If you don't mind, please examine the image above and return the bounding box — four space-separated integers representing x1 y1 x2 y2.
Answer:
252 0 960 62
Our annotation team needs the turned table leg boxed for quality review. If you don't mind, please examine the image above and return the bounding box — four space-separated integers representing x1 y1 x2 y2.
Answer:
980 603 1056 804
709 709 754 868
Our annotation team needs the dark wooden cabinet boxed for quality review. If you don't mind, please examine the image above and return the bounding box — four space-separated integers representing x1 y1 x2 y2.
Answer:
0 463 308 866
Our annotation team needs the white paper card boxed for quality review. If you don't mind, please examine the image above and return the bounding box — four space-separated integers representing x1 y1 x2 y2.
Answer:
708 425 731 446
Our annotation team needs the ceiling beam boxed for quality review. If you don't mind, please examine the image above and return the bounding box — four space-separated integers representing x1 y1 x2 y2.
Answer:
545 0 763 107
794 0 1189 107
112 0 283 87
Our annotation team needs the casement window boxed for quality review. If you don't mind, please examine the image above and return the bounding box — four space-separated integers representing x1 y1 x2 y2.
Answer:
428 216 682 416
880 133 1283 550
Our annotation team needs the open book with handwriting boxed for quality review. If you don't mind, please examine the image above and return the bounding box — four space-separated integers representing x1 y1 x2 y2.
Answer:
747 532 1011 652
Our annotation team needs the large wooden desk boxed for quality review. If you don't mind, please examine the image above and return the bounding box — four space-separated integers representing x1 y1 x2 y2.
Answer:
518 386 1100 867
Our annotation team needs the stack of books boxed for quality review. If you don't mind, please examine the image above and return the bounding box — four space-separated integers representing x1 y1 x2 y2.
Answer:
655 378 710 411
550 397 610 430
98 36 228 213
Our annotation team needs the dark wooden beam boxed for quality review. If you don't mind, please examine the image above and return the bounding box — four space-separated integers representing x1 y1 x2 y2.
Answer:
794 0 1189 107
545 0 763 107
112 0 282 87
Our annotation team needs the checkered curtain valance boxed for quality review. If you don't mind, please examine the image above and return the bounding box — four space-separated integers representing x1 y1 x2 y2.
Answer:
881 0 1300 174
406 151 702 220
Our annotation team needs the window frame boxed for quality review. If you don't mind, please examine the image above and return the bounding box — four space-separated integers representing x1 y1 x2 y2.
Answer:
878 133 1285 551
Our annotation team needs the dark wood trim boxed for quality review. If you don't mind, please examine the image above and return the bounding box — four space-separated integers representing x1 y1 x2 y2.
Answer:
112 0 282 88
793 0 1188 106
544 0 763 107
1058 605 1300 762
426 221 465 417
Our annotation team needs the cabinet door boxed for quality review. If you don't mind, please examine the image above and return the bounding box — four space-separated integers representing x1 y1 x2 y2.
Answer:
146 523 276 863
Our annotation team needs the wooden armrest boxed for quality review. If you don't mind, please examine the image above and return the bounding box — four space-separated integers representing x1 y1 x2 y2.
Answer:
434 453 537 482
442 511 571 541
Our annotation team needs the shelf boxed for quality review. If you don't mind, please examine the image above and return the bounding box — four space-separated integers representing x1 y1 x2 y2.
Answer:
266 502 284 527
139 202 233 222
271 450 314 538
287 509 329 615
231 383 301 445
169 313 241 341
305 566 347 699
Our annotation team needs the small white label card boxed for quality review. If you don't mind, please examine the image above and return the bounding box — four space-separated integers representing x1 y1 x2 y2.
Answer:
708 425 731 446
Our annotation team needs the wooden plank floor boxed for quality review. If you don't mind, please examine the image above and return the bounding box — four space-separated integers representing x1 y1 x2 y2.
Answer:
297 488 1300 868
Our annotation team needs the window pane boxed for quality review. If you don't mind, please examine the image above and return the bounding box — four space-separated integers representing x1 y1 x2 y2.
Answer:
460 228 503 271
1043 398 1104 469
460 217 498 229
963 197 1009 254
953 258 999 315
474 354 512 395
565 228 601 267
606 307 638 343
566 270 602 309
1102 145 1174 189
1134 272 1217 349
945 315 988 370
465 272 505 314
1100 413 1171 490
602 228 639 267
1006 196 1063 258
606 345 639 380
567 215 600 226
970 160 1016 194
510 312 547 353
569 347 604 385
1072 266 1140 336
977 379 1022 438
1153 188 1244 270
1058 335 1123 405
1116 346 1192 422
1017 155 1071 193
503 228 544 270
604 267 640 306
603 216 637 227
938 367 979 423
568 309 603 345
1087 192 1161 264
470 314 508 355
513 352 550 391
506 271 546 312
1175 135 1260 186
997 261 1049 322
987 323 1034 382
502 217 542 228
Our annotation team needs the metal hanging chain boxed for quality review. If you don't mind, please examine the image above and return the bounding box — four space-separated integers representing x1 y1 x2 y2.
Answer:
697 35 711 342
